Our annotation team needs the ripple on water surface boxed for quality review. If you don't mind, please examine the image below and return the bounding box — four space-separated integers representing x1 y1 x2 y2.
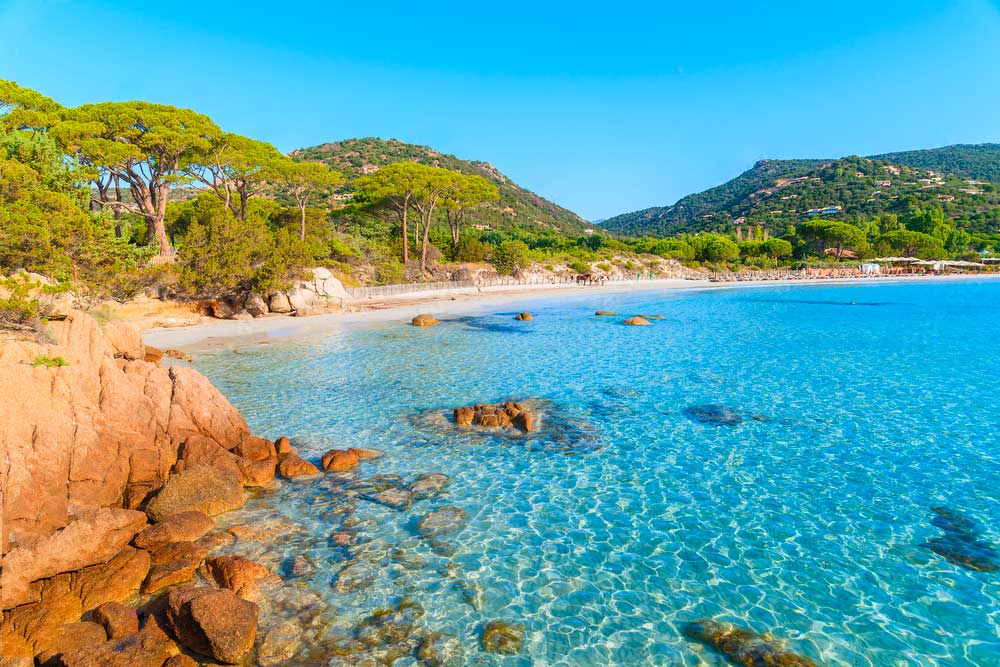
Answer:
195 281 1000 667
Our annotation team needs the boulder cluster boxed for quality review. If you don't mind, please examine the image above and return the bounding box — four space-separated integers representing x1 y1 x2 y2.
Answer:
0 311 357 665
202 267 349 320
453 402 537 433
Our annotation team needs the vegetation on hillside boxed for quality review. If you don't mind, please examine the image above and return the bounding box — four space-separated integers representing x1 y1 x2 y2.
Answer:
872 143 1000 183
601 153 1000 239
294 138 591 234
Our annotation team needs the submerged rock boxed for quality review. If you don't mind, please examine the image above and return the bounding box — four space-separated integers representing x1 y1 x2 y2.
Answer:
411 313 440 327
326 599 426 666
683 404 743 426
681 619 818 667
923 506 1000 572
636 314 664 319
417 506 468 538
595 310 617 316
418 632 465 667
481 620 524 655
363 487 414 511
409 473 451 499
332 560 378 594
258 620 302 666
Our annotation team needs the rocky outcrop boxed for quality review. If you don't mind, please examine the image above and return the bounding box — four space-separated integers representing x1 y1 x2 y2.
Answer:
453 402 536 433
0 310 301 666
514 312 533 321
1 508 147 609
1 547 150 657
623 316 650 326
0 312 254 558
57 617 181 667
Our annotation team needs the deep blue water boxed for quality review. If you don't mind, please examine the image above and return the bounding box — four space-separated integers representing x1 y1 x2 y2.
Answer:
195 280 1000 666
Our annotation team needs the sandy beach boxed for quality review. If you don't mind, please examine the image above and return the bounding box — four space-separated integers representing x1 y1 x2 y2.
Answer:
144 273 999 351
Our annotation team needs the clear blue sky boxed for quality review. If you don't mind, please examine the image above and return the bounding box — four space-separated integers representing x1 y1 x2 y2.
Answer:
3 1 999 220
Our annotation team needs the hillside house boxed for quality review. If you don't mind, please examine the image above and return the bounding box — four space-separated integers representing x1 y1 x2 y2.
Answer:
875 180 892 188
806 205 843 217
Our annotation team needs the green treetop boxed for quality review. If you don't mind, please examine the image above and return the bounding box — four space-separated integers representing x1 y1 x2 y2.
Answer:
440 173 499 248
274 158 345 242
53 101 222 256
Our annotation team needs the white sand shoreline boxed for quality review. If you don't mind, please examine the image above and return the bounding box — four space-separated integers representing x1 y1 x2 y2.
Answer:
144 274 1000 352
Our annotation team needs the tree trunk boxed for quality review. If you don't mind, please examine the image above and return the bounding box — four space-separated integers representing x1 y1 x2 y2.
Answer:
152 216 171 256
299 201 307 241
401 206 409 265
420 207 435 274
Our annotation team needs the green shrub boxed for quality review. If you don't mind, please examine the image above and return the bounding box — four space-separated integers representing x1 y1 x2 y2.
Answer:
32 354 66 367
490 240 530 276
596 262 612 272
568 260 590 273
0 276 44 332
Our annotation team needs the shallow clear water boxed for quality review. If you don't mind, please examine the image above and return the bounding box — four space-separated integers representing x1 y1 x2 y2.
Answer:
195 280 1000 666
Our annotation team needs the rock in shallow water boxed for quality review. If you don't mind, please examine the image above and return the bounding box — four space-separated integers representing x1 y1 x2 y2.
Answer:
417 506 468 538
624 316 651 326
411 313 440 327
362 487 414 511
681 619 818 667
418 631 465 667
923 506 1000 572
164 586 259 663
409 473 451 499
481 620 524 655
683 404 744 426
453 402 536 432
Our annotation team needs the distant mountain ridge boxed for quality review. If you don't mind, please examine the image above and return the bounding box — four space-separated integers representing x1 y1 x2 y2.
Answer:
292 137 590 234
601 144 1000 237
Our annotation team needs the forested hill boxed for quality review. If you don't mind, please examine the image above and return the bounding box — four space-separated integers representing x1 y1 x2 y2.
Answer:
871 144 1000 183
292 137 590 234
601 145 1000 237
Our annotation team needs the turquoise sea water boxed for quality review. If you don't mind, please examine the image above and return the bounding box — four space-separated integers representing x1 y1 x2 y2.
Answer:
195 280 1000 666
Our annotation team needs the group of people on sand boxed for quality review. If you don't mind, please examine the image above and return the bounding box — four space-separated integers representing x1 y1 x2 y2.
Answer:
711 267 988 282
